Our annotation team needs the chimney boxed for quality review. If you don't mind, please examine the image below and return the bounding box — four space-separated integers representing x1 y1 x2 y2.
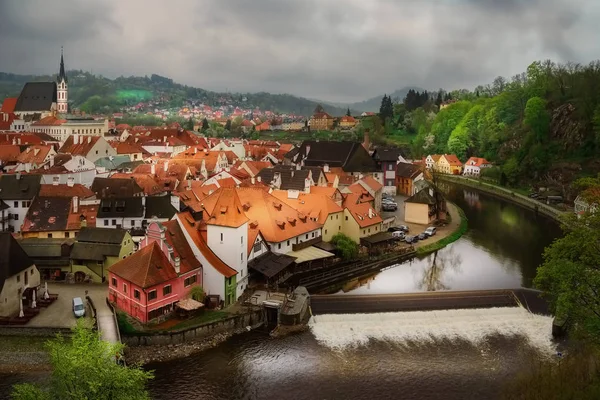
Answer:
73 135 79 145
72 196 79 213
67 177 74 187
11 138 16 145
323 163 330 173
151 163 156 175
362 129 370 150
187 180 192 190
257 176 261 183
304 178 311 193
17 138 21 145
251 176 255 184
164 160 169 172
16 172 21 180
194 147 198 154
163 136 167 143
174 256 181 274
141 196 146 207
87 136 91 144
368 208 373 218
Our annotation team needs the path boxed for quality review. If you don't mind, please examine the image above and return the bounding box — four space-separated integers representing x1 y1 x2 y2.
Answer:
87 290 120 344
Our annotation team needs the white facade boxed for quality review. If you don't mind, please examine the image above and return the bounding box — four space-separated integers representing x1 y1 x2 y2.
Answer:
211 140 245 159
141 143 187 156
57 80 68 114
248 232 268 262
0 265 40 317
31 119 109 142
425 155 436 170
206 223 249 296
9 118 30 132
4 199 33 232
39 155 99 187
270 228 322 255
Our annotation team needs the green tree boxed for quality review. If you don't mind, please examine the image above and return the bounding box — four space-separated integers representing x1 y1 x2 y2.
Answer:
524 97 550 143
502 156 521 186
201 118 209 132
330 233 359 261
12 320 153 400
346 107 351 117
183 116 194 130
224 119 232 131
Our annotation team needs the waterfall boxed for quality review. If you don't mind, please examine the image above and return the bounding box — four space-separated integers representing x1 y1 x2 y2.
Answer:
309 307 556 355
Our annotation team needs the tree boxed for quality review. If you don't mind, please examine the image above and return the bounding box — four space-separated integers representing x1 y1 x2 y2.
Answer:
12 320 153 400
201 118 209 132
379 94 394 124
330 233 359 260
183 116 194 130
188 285 205 302
224 119 232 131
524 96 550 143
346 107 351 117
435 91 443 107
502 156 520 186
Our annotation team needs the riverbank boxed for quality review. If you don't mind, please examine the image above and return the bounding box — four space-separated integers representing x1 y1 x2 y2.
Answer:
438 175 567 223
0 336 50 373
416 202 466 256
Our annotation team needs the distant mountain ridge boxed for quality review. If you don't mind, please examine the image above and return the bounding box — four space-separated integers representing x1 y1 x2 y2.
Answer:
0 71 354 117
318 87 426 113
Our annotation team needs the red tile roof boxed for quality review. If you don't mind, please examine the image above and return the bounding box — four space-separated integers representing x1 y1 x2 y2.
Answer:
17 145 53 164
32 116 66 126
162 220 202 274
465 157 491 167
109 242 179 289
0 145 22 163
442 154 463 166
345 200 382 228
39 184 94 198
58 135 100 156
0 98 17 113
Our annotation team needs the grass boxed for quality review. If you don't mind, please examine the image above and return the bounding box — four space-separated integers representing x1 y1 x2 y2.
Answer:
416 204 468 256
116 311 139 335
156 310 229 332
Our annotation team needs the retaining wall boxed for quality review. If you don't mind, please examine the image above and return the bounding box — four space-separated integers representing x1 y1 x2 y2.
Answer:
0 326 72 337
122 309 264 347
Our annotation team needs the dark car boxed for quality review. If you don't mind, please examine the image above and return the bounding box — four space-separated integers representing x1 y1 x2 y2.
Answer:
405 235 419 244
382 203 397 211
399 225 409 233
418 232 428 240
388 226 403 232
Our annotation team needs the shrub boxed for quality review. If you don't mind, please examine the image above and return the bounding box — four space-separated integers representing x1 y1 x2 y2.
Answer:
331 233 359 261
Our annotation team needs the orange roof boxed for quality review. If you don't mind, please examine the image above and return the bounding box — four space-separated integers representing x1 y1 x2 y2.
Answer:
429 154 442 162
161 220 202 274
241 160 271 176
39 184 94 198
346 186 375 203
197 188 249 228
345 201 382 228
109 242 179 289
58 135 100 156
0 145 22 163
32 116 66 126
272 190 343 224
359 175 383 192
465 157 491 167
66 203 97 230
177 212 237 278
17 145 53 164
216 177 237 188
340 115 357 123
1 98 17 113
442 154 462 166
134 161 190 182
109 173 165 196
113 142 149 156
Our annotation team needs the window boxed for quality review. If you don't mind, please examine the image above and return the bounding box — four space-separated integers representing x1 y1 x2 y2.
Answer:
16 274 20 283
112 219 116 226
368 228 371 233
287 240 290 246
241 253 243 261
220 233 223 242
47 233 53 238
345 216 348 221
253 242 261 253
95 150 98 155
112 277 117 287
148 290 157 301
336 215 339 220
184 275 197 287
163 285 171 296
13 201 18 208
305 234 308 239
325 229 328 234
13 214 18 221
388 164 393 170
134 289 140 300
65 232 70 238
104 220 108 226
330 216 333 220
21 201 27 207
241 236 243 245
31 269 34 275
123 283 127 293
278 243 281 250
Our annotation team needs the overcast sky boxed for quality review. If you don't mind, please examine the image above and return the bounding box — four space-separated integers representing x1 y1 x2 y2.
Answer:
1 0 599 103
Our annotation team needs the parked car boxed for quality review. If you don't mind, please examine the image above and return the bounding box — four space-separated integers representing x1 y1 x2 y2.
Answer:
382 202 397 211
382 198 397 205
528 192 539 199
388 226 403 232
418 232 429 240
72 297 85 318
405 235 419 244
392 231 405 240
424 226 437 236
382 193 393 200
399 225 409 233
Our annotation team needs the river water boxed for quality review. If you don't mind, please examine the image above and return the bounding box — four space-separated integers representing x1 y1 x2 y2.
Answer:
0 185 564 400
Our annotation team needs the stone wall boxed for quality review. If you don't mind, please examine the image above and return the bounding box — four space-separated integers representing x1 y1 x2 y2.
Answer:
0 326 72 337
122 309 264 347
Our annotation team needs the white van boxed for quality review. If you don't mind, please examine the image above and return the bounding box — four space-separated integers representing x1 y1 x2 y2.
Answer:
72 297 85 318
392 231 405 240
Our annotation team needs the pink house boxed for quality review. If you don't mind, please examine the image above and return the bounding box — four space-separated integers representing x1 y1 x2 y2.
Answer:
108 221 202 323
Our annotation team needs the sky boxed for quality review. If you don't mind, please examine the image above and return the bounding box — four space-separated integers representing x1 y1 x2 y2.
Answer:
1 0 599 103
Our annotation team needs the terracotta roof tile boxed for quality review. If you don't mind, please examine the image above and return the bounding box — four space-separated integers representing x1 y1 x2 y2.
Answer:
0 98 17 113
109 242 178 289
0 145 22 163
39 184 94 198
58 135 100 157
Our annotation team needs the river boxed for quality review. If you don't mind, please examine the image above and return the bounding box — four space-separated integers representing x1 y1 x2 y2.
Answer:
0 185 564 400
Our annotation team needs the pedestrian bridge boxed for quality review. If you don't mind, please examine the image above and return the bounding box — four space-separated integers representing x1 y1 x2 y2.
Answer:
86 293 121 344
310 288 550 316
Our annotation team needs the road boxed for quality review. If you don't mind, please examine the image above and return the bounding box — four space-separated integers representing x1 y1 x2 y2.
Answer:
310 290 520 315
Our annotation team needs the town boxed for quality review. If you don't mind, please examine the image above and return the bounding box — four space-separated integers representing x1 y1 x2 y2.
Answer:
0 51 487 336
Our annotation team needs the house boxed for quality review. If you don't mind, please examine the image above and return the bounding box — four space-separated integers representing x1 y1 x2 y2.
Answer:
91 177 144 198
350 175 384 211
289 141 380 181
39 183 94 199
257 166 313 192
425 154 442 170
15 145 57 172
0 145 23 170
94 155 133 172
396 162 425 196
437 154 463 175
96 196 177 236
21 196 97 239
0 233 40 317
309 111 334 131
339 115 357 129
0 174 42 233
13 82 57 119
70 227 134 284
108 221 202 323
463 157 491 177
34 154 99 187
342 195 383 243
58 135 116 163
30 116 109 142
111 142 149 162
19 238 74 281
210 139 246 159
372 147 408 194
404 187 447 225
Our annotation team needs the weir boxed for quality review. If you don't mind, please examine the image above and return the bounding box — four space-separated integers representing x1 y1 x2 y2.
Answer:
310 288 550 316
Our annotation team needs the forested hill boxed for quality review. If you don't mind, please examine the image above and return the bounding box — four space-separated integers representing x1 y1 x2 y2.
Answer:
0 71 352 116
378 60 600 191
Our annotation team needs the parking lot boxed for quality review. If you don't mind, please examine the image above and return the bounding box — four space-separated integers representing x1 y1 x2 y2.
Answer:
380 194 461 248
27 283 108 328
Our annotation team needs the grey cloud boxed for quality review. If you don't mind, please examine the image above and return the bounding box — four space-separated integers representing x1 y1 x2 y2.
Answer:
0 0 598 102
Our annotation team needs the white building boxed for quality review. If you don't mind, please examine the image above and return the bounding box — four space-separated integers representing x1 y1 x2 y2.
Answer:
31 117 109 143
463 157 492 177
0 174 41 233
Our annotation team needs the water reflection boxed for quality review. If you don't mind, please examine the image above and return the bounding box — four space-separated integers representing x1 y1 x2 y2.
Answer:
326 184 562 295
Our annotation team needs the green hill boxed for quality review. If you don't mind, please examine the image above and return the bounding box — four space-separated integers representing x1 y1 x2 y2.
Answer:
0 71 352 117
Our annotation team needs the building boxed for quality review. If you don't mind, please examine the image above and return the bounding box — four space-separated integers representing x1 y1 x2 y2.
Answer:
30 117 110 143
15 145 57 172
57 48 68 114
34 154 99 187
404 187 447 225
13 82 57 119
339 115 357 129
372 147 408 194
91 177 144 198
463 157 491 177
436 154 463 175
350 175 384 211
257 166 313 192
58 135 116 163
396 162 425 196
70 227 134 284
0 174 42 232
108 221 202 323
21 196 97 239
342 196 383 243
0 233 40 317
425 154 441 170
309 111 334 131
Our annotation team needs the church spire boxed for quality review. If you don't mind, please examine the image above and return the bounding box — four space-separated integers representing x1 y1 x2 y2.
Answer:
58 46 67 83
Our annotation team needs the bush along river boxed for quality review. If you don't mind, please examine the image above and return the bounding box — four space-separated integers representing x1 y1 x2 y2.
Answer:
0 184 564 400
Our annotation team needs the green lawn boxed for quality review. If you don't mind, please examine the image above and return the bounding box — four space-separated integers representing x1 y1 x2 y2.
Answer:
161 311 229 332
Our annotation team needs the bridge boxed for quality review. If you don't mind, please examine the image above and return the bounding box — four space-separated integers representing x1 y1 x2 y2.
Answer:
86 293 121 344
310 288 550 316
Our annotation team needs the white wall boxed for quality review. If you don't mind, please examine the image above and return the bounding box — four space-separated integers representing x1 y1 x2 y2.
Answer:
206 223 249 295
0 265 40 317
270 229 321 254
5 199 32 232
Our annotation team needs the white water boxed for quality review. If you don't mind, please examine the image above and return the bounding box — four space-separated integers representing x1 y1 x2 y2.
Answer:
309 307 557 356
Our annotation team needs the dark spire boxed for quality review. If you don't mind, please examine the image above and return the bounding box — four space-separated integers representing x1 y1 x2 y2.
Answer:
58 46 67 83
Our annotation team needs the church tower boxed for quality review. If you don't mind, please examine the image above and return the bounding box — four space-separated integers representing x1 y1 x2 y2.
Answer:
57 47 68 114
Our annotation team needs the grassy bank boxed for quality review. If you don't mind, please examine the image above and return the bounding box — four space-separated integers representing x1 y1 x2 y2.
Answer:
416 204 468 256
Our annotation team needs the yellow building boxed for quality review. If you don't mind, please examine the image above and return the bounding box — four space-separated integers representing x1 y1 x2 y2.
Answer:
437 154 463 175
342 200 383 243
310 111 334 131
339 115 357 129
404 188 447 225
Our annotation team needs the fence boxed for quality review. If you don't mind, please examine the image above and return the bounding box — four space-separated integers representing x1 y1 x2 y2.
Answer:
106 299 122 344
86 295 98 330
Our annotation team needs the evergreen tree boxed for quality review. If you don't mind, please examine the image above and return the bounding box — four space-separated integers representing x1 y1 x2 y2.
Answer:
346 107 351 117
201 118 209 132
224 119 232 131
379 94 394 123
435 91 443 107
183 116 194 130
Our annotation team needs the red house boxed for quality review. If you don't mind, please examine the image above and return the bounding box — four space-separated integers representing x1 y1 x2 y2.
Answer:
108 221 202 323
